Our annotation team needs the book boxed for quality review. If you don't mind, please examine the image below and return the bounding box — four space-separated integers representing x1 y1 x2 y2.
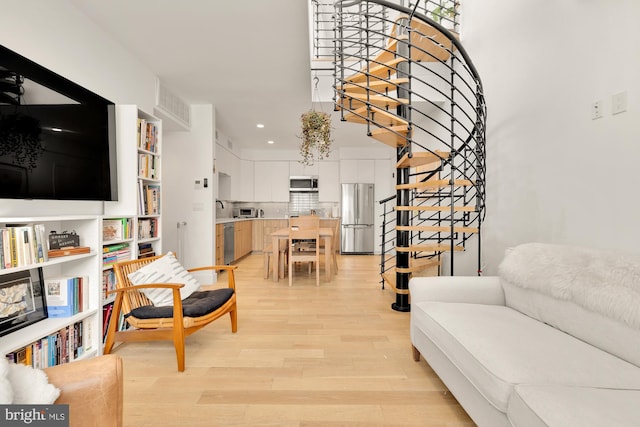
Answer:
103 219 124 241
44 277 75 318
48 246 90 258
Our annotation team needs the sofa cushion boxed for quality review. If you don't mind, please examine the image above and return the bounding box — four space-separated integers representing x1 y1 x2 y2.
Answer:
412 301 640 413
508 384 640 427
503 282 640 368
129 289 234 319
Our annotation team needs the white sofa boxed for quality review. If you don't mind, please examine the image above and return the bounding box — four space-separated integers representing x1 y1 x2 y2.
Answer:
409 242 640 427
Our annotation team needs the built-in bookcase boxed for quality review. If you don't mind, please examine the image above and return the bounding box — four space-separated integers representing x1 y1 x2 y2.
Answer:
101 105 163 346
0 215 101 366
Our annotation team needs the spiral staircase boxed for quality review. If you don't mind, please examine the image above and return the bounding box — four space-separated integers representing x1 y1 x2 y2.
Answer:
332 0 487 311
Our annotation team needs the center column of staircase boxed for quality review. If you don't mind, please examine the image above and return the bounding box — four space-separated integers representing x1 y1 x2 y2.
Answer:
393 19 412 312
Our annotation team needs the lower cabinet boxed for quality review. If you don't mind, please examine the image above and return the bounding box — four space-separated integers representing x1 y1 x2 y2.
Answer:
215 224 224 265
233 220 253 261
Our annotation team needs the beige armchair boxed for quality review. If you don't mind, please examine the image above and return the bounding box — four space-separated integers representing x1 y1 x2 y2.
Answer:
44 355 123 427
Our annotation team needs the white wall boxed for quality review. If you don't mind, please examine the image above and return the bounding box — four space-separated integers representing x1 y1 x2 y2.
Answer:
461 0 640 274
0 0 157 217
163 105 215 272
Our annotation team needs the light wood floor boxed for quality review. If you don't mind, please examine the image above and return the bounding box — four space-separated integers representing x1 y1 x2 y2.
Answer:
112 254 475 427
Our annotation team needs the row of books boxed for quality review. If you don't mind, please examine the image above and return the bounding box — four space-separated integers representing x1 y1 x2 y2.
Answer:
103 217 133 242
138 242 156 259
102 301 129 343
138 153 160 180
5 319 92 368
138 218 159 239
44 275 89 318
138 183 161 216
102 269 117 300
0 224 47 269
103 242 131 268
137 118 159 153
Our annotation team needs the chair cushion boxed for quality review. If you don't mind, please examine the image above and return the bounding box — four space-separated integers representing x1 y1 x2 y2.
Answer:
128 289 234 319
127 252 201 306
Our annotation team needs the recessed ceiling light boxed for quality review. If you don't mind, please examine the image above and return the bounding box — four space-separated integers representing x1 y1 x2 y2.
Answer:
267 140 275 144
257 124 265 128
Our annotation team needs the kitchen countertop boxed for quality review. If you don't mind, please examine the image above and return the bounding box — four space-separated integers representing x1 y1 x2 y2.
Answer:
216 217 340 224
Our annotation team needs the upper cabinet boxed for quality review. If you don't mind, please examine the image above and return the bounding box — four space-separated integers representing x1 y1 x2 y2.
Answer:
340 159 375 183
318 161 340 202
289 161 319 177
254 161 289 202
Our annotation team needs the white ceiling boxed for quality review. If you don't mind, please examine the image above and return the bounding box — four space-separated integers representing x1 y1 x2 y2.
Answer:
70 0 374 153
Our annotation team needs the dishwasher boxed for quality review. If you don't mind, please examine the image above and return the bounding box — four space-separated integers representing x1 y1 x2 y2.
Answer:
223 223 234 264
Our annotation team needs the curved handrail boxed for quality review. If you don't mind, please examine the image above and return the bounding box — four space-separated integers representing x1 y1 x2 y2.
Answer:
334 0 483 86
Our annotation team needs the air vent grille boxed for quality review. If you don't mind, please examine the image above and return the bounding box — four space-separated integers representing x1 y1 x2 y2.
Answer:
155 79 191 130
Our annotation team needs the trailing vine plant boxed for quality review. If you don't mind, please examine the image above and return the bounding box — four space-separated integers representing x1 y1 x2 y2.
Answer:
298 109 332 166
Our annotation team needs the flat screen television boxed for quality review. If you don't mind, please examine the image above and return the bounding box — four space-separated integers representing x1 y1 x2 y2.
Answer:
0 44 117 201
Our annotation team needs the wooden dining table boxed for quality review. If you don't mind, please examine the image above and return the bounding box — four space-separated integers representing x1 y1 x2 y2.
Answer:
270 227 334 282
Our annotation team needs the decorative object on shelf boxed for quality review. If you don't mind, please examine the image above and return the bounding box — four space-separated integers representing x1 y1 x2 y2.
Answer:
298 76 332 166
0 268 48 338
47 231 80 250
47 246 90 258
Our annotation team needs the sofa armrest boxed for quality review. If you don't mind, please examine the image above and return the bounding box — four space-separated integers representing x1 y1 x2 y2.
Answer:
44 354 123 427
409 276 505 306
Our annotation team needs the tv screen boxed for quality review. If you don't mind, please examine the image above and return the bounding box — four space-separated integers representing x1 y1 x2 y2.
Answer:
0 45 117 201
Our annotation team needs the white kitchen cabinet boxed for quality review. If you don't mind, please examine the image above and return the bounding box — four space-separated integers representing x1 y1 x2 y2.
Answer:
318 161 340 202
289 161 319 177
238 159 254 201
340 159 375 183
254 161 290 202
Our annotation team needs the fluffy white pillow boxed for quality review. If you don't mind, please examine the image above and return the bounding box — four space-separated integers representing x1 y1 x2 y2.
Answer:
0 358 60 404
128 252 201 306
0 358 12 404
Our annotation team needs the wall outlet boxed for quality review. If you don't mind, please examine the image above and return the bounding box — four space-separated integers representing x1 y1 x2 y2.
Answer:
591 100 603 120
612 91 627 115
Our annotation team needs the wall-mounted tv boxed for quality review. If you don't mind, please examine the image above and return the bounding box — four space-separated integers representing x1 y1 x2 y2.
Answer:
0 44 117 201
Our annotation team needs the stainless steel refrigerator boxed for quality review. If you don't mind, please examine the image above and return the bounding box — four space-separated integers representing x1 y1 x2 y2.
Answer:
341 183 375 254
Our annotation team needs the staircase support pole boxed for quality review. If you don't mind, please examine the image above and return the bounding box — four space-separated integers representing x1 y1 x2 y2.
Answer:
393 165 411 312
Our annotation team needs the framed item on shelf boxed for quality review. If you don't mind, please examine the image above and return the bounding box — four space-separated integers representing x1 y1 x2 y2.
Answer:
0 267 48 337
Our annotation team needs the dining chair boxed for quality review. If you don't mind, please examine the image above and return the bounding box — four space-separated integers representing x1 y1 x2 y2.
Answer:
288 216 320 286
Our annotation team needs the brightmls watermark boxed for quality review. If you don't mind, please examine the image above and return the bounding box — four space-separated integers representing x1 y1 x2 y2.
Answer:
1 405 68 426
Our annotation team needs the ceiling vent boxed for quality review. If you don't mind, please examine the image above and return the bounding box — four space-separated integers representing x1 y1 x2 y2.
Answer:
154 79 191 131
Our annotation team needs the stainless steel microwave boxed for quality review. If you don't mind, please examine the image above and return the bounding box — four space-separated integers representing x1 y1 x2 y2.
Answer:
290 176 318 192
233 207 257 218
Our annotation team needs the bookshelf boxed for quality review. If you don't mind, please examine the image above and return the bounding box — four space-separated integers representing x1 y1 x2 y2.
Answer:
0 215 101 366
101 105 163 345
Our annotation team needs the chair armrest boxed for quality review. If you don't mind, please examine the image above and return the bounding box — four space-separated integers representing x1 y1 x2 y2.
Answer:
409 276 505 306
189 265 237 290
44 355 123 427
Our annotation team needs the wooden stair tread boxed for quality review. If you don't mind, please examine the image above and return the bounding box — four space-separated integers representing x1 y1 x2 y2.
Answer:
339 78 409 95
395 205 476 212
369 125 410 147
396 225 479 233
396 244 464 253
381 273 409 295
343 105 409 127
391 15 459 63
338 93 408 110
396 179 475 190
346 57 407 84
397 151 450 168
396 258 440 273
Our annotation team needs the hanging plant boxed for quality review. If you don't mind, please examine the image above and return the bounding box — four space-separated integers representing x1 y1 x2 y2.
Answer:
0 113 43 170
298 110 332 166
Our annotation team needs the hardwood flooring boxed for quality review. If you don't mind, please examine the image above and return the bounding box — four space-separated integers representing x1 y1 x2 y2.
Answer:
113 254 475 426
